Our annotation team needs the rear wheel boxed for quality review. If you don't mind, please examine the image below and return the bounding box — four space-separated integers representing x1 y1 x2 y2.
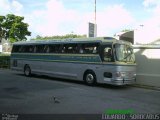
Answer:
84 71 96 86
24 65 31 77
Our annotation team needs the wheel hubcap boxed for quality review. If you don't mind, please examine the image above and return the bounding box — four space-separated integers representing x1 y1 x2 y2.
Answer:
25 67 30 76
86 74 94 83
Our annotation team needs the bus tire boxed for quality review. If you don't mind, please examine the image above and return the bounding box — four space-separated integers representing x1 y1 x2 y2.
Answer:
24 65 31 77
84 71 97 86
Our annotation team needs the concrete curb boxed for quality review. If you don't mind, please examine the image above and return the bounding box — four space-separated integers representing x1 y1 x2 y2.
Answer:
131 84 160 91
0 67 10 69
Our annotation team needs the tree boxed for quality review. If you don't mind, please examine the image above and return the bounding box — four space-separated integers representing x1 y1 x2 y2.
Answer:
0 16 6 42
0 14 31 43
32 34 87 40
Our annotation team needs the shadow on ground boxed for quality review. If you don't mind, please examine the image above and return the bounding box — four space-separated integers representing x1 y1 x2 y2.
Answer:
15 73 132 90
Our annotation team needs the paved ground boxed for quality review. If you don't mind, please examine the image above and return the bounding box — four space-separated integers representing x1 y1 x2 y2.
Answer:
0 69 160 114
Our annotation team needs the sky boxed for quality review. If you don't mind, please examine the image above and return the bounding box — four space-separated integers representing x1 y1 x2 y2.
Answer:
0 0 160 39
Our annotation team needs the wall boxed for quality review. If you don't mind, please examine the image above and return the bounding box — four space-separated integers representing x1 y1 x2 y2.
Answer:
1 38 12 53
133 26 160 87
134 46 160 87
0 45 2 52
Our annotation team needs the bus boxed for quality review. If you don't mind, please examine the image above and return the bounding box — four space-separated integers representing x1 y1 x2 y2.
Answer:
10 37 136 86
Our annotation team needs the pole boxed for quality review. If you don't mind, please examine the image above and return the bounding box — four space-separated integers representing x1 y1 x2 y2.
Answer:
94 0 97 37
95 0 96 24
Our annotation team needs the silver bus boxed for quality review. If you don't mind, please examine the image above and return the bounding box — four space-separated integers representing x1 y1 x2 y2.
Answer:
11 37 136 85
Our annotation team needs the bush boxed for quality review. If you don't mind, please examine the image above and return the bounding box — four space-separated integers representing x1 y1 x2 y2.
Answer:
0 54 10 68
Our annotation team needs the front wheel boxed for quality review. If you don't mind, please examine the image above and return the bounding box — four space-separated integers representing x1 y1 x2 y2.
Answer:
24 65 31 77
84 71 97 86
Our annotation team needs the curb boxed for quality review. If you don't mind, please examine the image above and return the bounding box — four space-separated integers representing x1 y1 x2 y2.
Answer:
0 68 10 70
131 84 160 91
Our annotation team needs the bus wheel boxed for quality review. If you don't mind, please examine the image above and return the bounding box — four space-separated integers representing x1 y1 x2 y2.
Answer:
84 71 96 86
24 65 31 77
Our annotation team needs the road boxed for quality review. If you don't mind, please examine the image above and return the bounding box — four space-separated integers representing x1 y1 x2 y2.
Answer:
0 69 160 115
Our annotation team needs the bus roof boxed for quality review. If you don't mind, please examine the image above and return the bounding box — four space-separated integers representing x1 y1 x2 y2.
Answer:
13 37 131 45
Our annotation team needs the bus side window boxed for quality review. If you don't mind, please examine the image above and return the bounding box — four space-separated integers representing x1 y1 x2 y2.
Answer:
29 46 34 53
23 45 30 53
33 46 37 53
82 43 98 54
104 47 113 62
48 45 55 53
79 48 83 54
44 45 50 53
36 45 44 53
93 47 97 54
23 45 31 53
54 45 59 53
62 46 66 53
79 46 84 54
72 45 78 53
68 46 72 53
64 44 78 53
18 46 24 53
59 45 64 53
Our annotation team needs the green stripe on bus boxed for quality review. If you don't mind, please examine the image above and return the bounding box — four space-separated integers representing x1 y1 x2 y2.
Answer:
12 58 102 64
12 53 99 57
11 53 102 63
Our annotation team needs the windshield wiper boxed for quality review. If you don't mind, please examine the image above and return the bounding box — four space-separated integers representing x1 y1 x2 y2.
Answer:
122 53 133 62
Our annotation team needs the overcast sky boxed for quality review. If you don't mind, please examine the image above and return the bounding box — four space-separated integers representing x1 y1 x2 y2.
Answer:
0 0 160 38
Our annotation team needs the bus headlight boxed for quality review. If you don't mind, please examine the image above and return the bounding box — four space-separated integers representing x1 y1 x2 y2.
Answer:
115 72 136 79
115 72 125 78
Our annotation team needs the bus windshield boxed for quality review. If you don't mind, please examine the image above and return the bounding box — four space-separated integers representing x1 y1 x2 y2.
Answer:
114 44 135 63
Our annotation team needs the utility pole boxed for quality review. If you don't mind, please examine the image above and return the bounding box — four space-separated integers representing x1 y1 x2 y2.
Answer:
94 0 97 37
88 0 97 37
95 0 96 24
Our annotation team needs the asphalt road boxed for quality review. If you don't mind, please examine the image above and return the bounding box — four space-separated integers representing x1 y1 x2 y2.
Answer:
0 69 160 114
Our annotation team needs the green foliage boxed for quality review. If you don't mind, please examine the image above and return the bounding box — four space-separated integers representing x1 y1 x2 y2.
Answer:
32 34 87 40
0 16 6 41
0 54 10 68
0 14 31 43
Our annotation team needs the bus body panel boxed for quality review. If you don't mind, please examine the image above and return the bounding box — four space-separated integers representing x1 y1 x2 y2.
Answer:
11 58 136 85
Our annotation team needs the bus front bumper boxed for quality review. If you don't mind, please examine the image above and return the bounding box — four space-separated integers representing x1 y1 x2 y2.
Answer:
104 77 136 86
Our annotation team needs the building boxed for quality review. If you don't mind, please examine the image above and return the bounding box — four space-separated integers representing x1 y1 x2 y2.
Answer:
115 31 134 44
0 38 12 53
